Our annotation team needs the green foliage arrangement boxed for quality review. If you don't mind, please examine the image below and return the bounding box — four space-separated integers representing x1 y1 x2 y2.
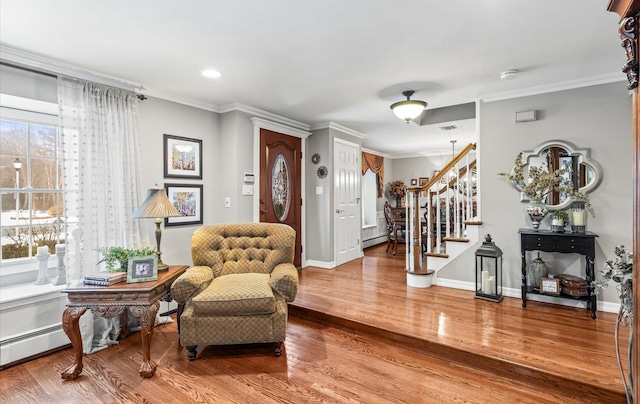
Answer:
499 152 589 204
96 246 157 272
594 245 633 325
551 210 569 222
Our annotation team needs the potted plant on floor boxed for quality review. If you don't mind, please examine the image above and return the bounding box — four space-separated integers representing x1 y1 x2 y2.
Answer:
594 245 633 403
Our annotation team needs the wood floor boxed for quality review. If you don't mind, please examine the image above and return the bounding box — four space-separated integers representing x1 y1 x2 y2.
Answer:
0 244 628 403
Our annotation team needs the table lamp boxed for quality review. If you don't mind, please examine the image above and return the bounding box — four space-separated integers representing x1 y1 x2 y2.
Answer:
133 185 182 270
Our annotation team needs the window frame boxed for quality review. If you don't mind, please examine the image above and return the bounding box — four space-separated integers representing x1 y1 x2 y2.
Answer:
0 95 61 276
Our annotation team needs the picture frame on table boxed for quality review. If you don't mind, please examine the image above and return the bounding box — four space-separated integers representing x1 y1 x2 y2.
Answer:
163 134 203 179
164 183 204 227
540 277 561 295
126 255 158 283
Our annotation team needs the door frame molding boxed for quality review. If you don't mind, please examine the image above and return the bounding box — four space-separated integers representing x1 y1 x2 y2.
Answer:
251 117 311 267
333 137 363 265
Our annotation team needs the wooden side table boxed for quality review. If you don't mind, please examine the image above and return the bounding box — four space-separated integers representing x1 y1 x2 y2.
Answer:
60 265 188 380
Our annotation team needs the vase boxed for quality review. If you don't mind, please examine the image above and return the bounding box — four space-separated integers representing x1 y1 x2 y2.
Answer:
525 198 548 230
528 253 548 289
395 197 402 208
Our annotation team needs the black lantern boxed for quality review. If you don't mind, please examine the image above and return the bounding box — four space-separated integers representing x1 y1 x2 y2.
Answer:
475 234 503 302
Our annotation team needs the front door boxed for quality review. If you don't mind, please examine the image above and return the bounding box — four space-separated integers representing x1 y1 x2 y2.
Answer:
334 139 360 266
259 128 302 267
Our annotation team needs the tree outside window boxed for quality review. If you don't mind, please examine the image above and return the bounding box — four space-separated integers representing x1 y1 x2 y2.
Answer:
0 115 63 262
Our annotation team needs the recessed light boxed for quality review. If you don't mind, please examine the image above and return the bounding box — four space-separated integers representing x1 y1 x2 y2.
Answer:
202 69 221 78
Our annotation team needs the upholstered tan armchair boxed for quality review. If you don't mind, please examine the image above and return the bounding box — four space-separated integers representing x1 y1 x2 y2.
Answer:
170 223 298 361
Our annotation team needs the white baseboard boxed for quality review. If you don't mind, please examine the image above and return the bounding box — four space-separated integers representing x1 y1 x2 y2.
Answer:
436 277 620 314
305 260 335 269
0 324 69 366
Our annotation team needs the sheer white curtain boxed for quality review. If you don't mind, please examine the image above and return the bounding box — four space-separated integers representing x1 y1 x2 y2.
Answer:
58 76 150 353
58 76 149 282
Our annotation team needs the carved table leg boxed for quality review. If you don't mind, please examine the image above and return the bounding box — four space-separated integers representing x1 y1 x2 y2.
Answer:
130 303 159 377
61 306 87 380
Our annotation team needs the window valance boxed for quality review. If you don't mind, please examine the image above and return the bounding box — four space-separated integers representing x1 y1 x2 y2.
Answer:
362 152 384 198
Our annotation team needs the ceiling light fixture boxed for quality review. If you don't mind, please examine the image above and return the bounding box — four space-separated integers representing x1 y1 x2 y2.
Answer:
390 90 427 123
500 70 518 80
201 69 221 78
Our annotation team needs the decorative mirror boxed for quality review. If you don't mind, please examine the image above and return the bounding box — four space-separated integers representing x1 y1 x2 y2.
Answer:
514 140 603 211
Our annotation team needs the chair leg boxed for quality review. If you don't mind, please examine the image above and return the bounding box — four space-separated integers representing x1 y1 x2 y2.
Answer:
274 341 282 357
186 345 197 361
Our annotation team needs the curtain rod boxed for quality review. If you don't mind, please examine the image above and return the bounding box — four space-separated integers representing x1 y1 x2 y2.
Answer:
0 49 147 100
1 61 57 79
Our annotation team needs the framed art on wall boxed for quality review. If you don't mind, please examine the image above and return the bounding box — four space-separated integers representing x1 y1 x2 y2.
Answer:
163 134 203 179
164 183 204 226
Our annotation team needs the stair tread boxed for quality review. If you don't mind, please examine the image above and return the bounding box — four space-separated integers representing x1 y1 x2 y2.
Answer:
465 220 482 225
426 252 449 258
442 237 469 242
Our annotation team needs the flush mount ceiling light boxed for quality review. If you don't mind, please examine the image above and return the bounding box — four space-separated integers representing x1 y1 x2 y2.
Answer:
201 69 221 78
500 70 518 80
390 90 427 123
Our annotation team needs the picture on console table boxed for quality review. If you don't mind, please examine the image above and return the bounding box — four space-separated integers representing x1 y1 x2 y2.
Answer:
163 134 203 179
164 183 203 226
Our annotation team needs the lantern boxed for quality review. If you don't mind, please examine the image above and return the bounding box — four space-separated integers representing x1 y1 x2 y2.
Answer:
475 234 503 302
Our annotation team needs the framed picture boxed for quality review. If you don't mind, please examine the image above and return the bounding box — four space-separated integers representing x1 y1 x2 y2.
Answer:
164 183 203 227
410 178 418 186
540 277 561 295
163 134 203 179
126 255 158 283
419 177 429 197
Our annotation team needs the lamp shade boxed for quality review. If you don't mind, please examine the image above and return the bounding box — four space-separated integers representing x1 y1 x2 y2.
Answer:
133 187 182 218
390 90 427 122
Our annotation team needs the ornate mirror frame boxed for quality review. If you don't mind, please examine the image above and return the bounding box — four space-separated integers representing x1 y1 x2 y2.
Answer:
515 140 603 211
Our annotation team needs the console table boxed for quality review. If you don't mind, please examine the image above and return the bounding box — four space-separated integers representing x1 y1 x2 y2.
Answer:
60 265 188 380
519 229 598 319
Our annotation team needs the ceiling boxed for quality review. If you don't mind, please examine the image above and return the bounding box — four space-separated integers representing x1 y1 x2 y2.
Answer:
0 1 626 158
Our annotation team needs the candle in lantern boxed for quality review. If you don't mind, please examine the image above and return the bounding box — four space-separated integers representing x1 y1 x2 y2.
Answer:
571 210 585 226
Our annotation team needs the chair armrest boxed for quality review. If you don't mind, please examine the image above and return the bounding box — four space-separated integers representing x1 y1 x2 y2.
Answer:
170 265 215 304
270 263 299 302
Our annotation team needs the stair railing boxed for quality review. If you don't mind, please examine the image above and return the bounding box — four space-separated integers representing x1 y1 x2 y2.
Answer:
405 143 477 272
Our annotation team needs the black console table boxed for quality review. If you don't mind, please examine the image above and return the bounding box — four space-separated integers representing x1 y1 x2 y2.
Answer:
519 229 598 319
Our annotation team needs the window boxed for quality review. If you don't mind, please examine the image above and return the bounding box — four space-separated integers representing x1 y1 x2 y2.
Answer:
0 97 62 266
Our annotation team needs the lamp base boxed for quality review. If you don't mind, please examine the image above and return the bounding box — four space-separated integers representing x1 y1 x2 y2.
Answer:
157 261 169 271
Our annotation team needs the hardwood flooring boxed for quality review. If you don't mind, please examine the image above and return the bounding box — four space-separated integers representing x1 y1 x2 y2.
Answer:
0 244 628 403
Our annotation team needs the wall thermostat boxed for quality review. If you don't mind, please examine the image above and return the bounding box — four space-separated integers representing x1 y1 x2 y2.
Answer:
244 173 255 183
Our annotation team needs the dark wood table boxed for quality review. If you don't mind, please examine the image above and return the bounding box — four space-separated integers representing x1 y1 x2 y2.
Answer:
60 265 188 380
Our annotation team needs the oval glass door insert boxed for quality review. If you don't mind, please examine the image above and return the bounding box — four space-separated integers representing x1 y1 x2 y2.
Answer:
272 154 290 221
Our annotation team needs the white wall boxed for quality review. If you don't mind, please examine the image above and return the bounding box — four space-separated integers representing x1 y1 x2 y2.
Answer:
137 97 220 267
440 81 633 307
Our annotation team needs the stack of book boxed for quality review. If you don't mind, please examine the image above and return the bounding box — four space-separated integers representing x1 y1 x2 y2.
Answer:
83 272 126 286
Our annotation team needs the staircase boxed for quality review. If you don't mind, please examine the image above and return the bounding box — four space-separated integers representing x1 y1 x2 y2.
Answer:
403 143 480 285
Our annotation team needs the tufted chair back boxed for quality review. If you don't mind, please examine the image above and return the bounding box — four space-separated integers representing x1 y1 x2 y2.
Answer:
191 223 295 276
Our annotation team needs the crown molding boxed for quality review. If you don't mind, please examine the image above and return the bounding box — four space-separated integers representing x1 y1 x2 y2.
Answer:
310 122 365 139
0 44 142 92
361 147 393 159
250 117 311 139
480 72 627 103
222 103 310 132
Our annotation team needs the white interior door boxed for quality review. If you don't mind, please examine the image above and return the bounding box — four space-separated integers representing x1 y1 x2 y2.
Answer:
334 139 360 266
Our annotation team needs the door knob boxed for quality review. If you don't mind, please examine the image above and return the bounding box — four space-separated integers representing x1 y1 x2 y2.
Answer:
261 209 267 214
